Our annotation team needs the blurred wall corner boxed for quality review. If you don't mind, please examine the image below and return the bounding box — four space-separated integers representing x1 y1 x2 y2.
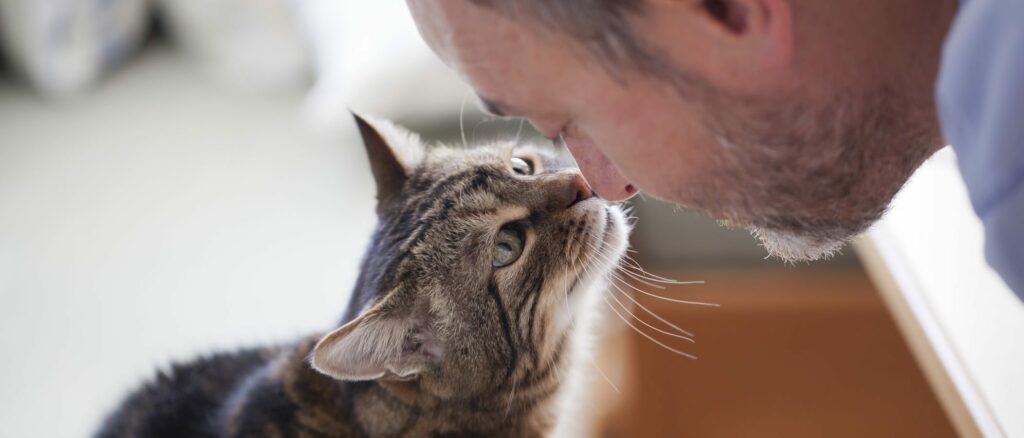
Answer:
294 1 473 136
0 23 10 76
0 0 151 96
154 0 312 96
0 0 476 132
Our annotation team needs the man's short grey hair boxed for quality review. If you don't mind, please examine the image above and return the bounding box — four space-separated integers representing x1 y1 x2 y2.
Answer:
467 0 671 78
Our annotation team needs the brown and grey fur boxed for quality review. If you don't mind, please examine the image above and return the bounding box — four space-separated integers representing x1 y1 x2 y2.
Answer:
95 115 630 438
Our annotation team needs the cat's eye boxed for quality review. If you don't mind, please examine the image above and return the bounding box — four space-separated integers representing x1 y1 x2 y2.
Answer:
492 225 525 268
511 157 533 176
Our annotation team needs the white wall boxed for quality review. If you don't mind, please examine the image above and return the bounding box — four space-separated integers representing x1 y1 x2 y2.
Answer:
0 47 378 437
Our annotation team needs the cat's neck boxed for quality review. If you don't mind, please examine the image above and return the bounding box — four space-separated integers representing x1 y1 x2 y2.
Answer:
339 376 559 437
271 337 564 437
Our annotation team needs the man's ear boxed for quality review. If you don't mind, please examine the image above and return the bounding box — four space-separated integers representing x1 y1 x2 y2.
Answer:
697 0 793 65
311 299 442 381
351 113 424 214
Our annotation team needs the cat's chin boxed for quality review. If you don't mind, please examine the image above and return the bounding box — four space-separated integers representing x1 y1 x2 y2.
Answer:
598 202 626 264
570 203 630 295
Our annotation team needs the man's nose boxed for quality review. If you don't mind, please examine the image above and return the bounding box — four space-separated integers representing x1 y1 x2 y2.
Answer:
562 135 637 202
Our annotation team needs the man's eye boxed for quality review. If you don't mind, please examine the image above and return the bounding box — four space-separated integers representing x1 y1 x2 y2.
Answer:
511 157 533 175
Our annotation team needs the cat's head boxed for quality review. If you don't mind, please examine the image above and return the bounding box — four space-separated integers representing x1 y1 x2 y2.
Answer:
311 114 629 402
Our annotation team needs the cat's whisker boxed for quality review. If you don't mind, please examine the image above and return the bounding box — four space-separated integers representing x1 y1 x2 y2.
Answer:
621 264 695 286
513 118 526 146
615 266 669 290
576 237 687 285
471 119 489 143
616 265 688 287
620 254 670 278
578 241 716 306
606 279 696 338
459 92 469 148
620 253 702 285
599 293 697 360
561 244 621 395
605 284 695 343
577 253 697 359
578 243 672 290
571 237 705 338
609 270 720 307
580 239 705 288
588 359 621 395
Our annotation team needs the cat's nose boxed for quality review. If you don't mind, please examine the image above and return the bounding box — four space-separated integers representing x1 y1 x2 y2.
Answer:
565 173 595 209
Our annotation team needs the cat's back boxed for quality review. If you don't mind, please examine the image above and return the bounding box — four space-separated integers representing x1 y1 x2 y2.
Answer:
95 346 277 438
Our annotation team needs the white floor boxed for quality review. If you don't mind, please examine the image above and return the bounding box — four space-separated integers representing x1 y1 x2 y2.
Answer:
0 47 378 437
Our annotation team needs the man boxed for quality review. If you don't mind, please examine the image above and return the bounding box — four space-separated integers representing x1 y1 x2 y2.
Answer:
406 0 1023 299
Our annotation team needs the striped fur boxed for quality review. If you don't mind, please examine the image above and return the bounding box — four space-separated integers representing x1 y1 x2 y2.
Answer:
95 116 629 437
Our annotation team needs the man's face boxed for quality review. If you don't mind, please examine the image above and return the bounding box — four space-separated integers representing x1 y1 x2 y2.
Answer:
408 1 944 261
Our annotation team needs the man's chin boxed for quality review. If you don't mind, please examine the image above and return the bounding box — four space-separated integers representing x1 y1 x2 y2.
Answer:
749 226 849 263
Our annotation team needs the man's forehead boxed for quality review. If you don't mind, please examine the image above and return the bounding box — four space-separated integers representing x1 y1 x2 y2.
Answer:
409 1 520 60
409 2 546 98
407 1 458 55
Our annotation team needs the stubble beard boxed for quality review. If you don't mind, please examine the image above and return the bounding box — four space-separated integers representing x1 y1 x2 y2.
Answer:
676 81 940 262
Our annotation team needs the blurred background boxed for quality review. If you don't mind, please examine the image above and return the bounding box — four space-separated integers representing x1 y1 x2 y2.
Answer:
0 1 956 437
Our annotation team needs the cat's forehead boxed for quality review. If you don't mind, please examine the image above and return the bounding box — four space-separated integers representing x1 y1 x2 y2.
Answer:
425 142 510 168
419 141 570 175
382 141 573 234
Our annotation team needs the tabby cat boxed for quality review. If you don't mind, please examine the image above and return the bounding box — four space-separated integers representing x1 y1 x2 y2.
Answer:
95 114 630 437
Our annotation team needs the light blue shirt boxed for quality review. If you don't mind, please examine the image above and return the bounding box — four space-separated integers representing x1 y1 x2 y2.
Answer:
938 0 1024 300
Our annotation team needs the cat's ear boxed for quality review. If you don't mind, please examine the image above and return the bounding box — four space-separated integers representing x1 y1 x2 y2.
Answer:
352 113 424 213
311 300 442 381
